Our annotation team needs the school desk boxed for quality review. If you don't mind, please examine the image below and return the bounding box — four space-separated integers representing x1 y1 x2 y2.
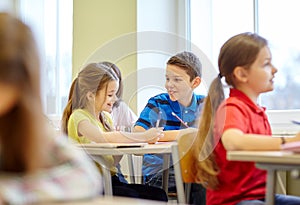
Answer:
227 150 300 205
77 142 186 204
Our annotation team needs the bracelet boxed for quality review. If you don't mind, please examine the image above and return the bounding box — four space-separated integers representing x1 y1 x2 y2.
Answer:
281 137 286 145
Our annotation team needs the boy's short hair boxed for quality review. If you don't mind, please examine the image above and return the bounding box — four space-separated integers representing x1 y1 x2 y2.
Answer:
167 51 202 81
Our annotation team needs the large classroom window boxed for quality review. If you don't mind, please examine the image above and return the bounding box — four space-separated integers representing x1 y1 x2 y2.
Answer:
191 0 300 133
0 0 72 122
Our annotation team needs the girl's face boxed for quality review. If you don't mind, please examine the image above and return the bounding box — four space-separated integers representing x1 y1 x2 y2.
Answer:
0 83 19 116
165 64 196 106
95 80 119 113
247 46 278 95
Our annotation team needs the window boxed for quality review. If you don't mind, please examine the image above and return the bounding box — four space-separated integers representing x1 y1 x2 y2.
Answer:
191 0 300 133
0 0 72 122
258 0 300 110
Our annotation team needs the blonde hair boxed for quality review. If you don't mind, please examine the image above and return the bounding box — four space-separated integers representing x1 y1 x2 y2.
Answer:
61 63 118 134
100 61 123 107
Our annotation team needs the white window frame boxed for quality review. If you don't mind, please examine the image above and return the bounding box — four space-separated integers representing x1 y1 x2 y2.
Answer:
0 0 72 129
190 0 300 134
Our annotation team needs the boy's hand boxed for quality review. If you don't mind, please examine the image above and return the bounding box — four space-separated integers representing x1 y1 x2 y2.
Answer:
144 127 164 144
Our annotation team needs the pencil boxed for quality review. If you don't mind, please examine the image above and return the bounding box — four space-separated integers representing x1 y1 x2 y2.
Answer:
171 112 189 128
156 111 162 128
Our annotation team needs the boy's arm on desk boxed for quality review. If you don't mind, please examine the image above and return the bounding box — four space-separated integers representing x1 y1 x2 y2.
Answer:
159 128 198 142
134 125 176 141
134 126 198 142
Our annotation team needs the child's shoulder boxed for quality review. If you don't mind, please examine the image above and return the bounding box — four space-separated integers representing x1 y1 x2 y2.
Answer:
223 96 250 111
70 109 94 121
194 93 205 104
194 93 205 100
72 109 89 116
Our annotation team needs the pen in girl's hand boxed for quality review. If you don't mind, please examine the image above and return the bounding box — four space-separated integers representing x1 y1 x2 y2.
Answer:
171 112 189 128
156 111 162 128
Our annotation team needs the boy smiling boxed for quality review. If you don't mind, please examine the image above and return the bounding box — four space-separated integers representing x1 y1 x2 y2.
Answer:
134 51 206 204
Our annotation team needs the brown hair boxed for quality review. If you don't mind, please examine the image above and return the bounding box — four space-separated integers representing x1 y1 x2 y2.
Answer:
0 13 45 172
167 51 202 81
101 61 123 107
61 63 118 134
190 32 268 189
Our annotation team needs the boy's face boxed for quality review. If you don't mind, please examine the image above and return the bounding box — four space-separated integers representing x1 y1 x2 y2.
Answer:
165 64 196 105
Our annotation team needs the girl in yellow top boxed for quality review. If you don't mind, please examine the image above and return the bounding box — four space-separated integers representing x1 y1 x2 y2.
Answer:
61 63 168 201
62 63 162 144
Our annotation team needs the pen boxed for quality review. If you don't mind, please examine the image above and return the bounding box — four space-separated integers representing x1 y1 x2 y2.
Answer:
292 120 300 125
156 111 162 128
171 112 189 128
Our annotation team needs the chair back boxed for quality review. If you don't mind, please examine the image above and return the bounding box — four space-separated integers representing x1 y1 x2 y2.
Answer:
177 131 198 183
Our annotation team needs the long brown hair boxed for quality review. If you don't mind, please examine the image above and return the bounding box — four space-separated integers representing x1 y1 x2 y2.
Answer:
0 13 45 172
61 63 118 134
190 32 268 189
101 61 123 107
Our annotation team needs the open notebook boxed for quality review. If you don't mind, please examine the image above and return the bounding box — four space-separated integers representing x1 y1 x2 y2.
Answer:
79 142 148 148
281 141 300 152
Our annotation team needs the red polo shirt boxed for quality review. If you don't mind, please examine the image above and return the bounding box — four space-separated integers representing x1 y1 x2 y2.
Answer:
206 88 270 205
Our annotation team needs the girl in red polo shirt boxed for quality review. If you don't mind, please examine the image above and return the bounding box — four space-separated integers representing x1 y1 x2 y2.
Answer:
190 32 300 205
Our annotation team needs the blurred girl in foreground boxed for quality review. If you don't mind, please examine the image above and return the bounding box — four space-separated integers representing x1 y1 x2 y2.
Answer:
0 12 102 204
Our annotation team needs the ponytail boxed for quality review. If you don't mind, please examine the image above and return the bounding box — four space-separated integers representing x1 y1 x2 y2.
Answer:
190 76 224 189
61 78 77 135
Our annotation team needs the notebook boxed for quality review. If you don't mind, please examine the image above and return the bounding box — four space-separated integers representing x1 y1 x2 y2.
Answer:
79 142 148 148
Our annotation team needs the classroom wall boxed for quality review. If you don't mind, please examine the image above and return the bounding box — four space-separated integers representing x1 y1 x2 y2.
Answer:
72 0 190 114
73 0 300 196
73 0 137 112
136 0 191 113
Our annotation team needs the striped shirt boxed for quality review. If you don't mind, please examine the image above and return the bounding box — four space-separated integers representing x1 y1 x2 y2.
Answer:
135 92 205 176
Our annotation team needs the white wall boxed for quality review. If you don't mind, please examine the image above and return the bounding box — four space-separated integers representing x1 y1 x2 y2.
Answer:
136 0 215 113
136 0 190 113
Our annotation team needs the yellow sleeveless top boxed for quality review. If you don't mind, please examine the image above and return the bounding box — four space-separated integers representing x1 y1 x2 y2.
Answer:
68 109 117 175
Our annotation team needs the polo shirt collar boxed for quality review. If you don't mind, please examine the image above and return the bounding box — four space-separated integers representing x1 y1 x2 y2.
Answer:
183 93 198 112
169 93 198 112
230 88 266 113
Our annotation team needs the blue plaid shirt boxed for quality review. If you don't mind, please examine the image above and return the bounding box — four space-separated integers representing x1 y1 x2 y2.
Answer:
135 93 205 176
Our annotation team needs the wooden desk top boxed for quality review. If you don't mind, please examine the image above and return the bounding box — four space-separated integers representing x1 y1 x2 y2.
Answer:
227 150 300 165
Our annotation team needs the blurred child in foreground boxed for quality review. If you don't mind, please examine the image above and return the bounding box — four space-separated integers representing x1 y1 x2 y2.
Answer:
0 12 102 204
